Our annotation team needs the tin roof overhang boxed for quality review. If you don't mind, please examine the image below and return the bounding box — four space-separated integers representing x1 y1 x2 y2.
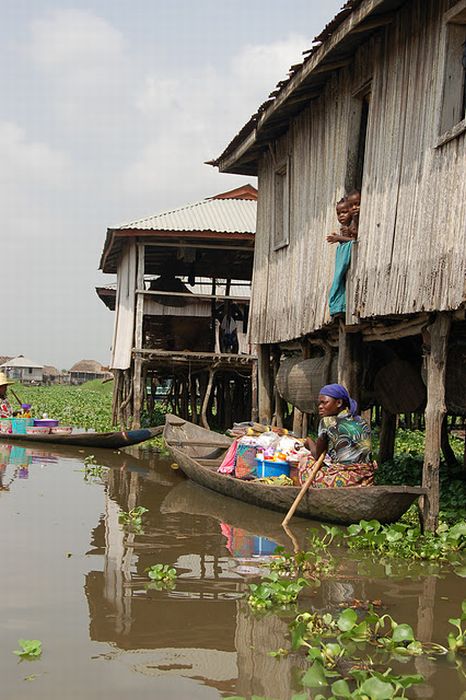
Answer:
213 0 406 176
100 229 255 278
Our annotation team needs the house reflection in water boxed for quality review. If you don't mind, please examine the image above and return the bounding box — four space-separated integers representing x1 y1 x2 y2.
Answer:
83 467 304 697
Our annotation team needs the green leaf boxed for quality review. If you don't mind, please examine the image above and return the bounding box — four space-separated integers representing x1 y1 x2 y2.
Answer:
337 608 358 632
391 623 415 643
331 679 352 697
395 674 424 688
359 676 395 700
13 639 42 658
302 661 329 688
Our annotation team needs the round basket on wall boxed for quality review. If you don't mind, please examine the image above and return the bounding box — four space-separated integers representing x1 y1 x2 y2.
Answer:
374 359 426 414
276 355 338 414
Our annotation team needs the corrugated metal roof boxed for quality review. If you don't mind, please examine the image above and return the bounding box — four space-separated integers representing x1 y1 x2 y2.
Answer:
115 197 257 235
0 355 44 369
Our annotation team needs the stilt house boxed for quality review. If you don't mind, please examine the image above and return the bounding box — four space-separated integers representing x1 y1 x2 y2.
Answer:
99 185 257 429
212 0 466 529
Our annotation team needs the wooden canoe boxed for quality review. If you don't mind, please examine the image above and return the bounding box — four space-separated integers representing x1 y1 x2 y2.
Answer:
0 426 162 450
163 415 427 525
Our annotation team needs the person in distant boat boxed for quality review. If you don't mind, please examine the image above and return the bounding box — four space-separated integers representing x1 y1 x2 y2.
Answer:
0 372 15 419
299 384 376 488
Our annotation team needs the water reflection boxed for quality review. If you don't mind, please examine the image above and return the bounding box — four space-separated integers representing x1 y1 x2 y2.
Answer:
0 443 58 490
0 442 463 699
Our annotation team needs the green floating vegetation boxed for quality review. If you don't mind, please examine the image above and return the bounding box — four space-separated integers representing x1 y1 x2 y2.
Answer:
344 518 466 562
145 563 177 590
12 382 167 433
13 639 42 659
447 599 466 653
248 573 307 612
118 505 148 533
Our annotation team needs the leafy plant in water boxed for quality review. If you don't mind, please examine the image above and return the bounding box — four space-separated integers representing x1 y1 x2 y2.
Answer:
247 572 307 612
344 518 466 562
118 505 148 532
13 639 42 659
447 599 466 654
145 563 177 590
270 526 339 581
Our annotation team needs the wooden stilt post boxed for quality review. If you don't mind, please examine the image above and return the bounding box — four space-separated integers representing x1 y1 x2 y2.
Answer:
338 320 363 408
201 366 217 430
441 415 458 468
258 344 273 424
422 313 451 532
379 409 397 463
251 358 259 422
292 408 304 437
132 243 145 429
133 356 143 428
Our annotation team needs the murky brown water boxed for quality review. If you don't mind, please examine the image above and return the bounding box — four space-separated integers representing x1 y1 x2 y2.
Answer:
0 441 465 699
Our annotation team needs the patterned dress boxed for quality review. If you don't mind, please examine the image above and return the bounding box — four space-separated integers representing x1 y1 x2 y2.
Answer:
0 398 12 419
300 411 376 488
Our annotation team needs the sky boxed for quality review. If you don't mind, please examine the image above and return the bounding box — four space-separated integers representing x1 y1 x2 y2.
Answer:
1 0 343 369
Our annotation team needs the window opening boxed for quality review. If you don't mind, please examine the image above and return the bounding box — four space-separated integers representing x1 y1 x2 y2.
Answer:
273 158 290 250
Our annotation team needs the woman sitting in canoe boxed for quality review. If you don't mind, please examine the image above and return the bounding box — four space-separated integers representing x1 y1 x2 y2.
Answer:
300 384 376 488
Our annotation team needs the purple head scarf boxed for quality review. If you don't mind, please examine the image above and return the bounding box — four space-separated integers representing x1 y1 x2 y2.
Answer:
319 384 358 416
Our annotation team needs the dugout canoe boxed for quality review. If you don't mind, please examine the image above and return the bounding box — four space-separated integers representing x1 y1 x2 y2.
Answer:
0 426 162 450
163 414 426 525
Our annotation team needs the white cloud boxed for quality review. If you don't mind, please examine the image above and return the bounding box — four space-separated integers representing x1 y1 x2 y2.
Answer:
123 34 307 202
0 120 69 189
29 9 125 69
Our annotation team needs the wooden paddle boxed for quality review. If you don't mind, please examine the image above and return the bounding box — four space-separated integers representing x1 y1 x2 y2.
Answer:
10 388 23 408
281 451 326 526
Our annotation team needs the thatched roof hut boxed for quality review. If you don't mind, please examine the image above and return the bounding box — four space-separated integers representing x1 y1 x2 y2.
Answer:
69 360 105 385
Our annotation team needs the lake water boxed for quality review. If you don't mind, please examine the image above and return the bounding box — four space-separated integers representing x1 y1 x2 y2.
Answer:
0 441 464 699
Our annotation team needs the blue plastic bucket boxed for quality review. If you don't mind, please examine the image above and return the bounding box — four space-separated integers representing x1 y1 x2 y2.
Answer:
255 459 290 478
253 536 279 556
11 418 28 434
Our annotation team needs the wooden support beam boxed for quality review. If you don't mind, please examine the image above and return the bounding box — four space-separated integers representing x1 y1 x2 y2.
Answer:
421 313 451 532
251 358 259 422
136 289 251 303
258 344 273 424
379 410 396 463
338 321 363 409
132 243 146 429
350 12 395 34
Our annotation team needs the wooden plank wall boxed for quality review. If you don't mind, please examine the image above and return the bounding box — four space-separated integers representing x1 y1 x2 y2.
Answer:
249 0 466 346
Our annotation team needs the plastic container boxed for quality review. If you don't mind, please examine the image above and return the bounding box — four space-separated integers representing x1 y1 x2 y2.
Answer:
255 458 290 478
253 536 279 556
33 419 59 428
50 426 73 434
11 417 29 434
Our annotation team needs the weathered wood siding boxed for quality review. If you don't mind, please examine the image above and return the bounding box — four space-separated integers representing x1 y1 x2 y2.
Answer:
250 0 466 345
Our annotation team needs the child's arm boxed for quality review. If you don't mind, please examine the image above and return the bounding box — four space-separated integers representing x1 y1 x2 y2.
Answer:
327 232 354 243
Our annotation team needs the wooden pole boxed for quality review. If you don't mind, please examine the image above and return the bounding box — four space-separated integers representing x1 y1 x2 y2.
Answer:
441 415 458 468
258 344 272 424
379 409 396 463
282 451 326 526
338 320 363 408
201 366 216 430
421 313 451 532
251 358 258 422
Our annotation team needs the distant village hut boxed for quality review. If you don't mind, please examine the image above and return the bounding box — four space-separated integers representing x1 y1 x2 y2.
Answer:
0 355 44 384
98 185 257 429
213 0 466 530
70 360 106 385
